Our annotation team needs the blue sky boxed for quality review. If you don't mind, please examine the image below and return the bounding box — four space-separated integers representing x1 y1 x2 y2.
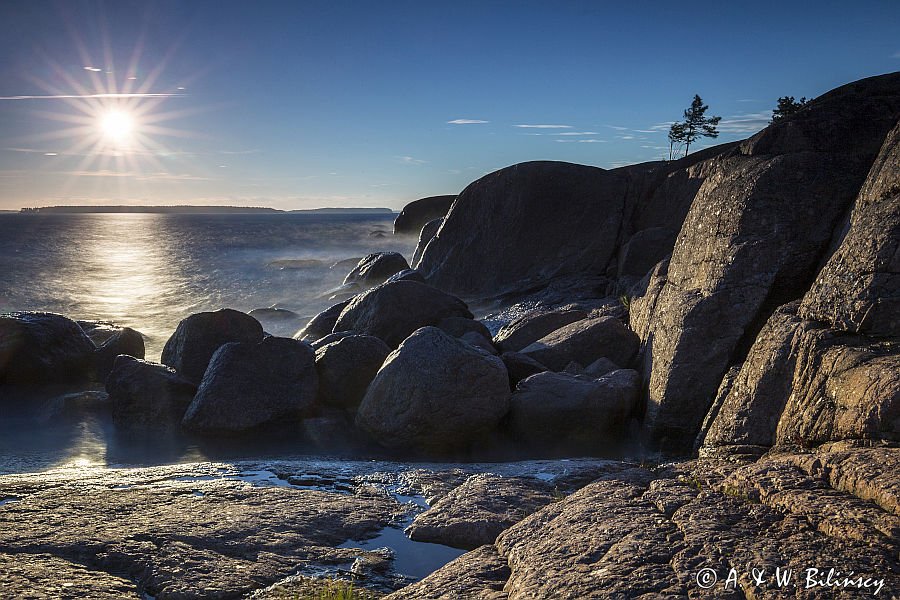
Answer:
0 0 898 210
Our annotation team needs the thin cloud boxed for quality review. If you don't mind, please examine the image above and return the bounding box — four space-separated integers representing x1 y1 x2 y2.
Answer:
555 139 605 143
556 131 599 136
631 129 659 134
397 156 426 164
0 93 183 101
217 149 261 155
717 111 771 134
604 125 629 131
447 119 489 124
893 51 900 59
514 124 573 129
83 66 102 72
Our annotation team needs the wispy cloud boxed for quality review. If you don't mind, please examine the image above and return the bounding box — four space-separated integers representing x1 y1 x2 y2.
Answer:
514 124 573 129
617 135 635 140
556 131 599 136
63 170 212 181
83 66 103 72
555 139 606 143
892 51 900 59
717 111 771 134
217 149 261 155
604 125 629 131
0 93 183 101
737 98 759 103
397 156 426 164
631 129 659 134
447 119 489 124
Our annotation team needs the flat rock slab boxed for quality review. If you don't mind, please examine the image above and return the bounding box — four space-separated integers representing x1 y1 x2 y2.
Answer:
0 465 402 599
0 552 141 599
406 474 555 550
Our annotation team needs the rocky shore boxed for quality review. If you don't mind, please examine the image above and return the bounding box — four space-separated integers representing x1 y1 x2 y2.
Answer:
1 72 899 597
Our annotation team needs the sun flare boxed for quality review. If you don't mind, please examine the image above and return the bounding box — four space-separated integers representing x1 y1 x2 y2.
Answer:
98 109 136 144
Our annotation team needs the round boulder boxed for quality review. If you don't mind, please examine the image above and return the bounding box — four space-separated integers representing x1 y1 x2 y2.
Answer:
393 195 455 235
0 312 96 385
295 300 352 343
182 337 317 435
343 252 410 288
508 370 640 450
355 327 510 452
520 315 639 371
315 335 391 409
94 327 145 382
334 280 473 348
106 355 197 427
161 309 264 384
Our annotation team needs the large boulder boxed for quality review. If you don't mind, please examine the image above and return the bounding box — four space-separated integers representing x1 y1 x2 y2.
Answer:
182 337 317 435
0 312 96 385
161 309 264 384
417 162 629 299
294 300 351 343
507 370 640 450
493 308 589 353
315 335 390 410
520 315 639 371
94 327 145 382
355 327 510 452
411 217 443 268
333 280 473 348
393 195 455 235
105 355 197 427
634 73 900 452
500 352 548 388
342 252 410 288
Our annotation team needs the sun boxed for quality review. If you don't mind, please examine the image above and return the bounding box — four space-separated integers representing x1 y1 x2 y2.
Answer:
98 110 136 145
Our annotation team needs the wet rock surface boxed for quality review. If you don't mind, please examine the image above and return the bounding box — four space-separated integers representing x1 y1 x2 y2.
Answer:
0 312 96 385
343 252 412 288
106 355 197 428
406 474 555 550
393 195 455 236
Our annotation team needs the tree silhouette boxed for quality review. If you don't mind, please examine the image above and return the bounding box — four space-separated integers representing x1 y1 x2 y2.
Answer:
772 96 807 122
667 122 686 160
669 95 721 158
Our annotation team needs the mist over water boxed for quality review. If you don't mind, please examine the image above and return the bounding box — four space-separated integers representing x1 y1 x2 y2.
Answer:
0 212 415 359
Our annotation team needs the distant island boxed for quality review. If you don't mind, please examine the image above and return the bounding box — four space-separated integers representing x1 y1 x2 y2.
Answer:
17 206 396 214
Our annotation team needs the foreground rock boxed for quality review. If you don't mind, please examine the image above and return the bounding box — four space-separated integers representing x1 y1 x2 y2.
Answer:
407 474 554 550
105 355 197 427
520 315 639 371
315 335 390 410
343 252 411 288
334 281 473 348
0 464 402 599
0 312 96 385
397 445 900 598
161 308 264 384
182 337 317 434
393 195 455 235
508 370 639 452
356 327 510 452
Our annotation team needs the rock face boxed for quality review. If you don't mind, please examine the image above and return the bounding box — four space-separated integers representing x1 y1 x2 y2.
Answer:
342 252 411 288
384 268 426 284
0 312 96 385
407 474 554 550
508 370 640 450
799 119 900 336
105 355 197 427
393 195 455 235
411 217 443 268
315 335 390 410
94 327 145 381
417 162 629 299
493 308 589 353
295 300 352 343
634 73 900 452
182 337 318 434
400 446 900 599
500 352 547 388
333 280 473 348
161 309 264 384
355 327 510 451
520 315 639 371
436 316 492 341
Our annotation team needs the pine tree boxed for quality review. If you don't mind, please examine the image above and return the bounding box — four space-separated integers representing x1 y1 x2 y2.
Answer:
669 95 721 157
667 122 686 161
771 96 807 122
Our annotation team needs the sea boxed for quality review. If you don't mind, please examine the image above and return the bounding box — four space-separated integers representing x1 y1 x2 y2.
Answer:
0 212 415 360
